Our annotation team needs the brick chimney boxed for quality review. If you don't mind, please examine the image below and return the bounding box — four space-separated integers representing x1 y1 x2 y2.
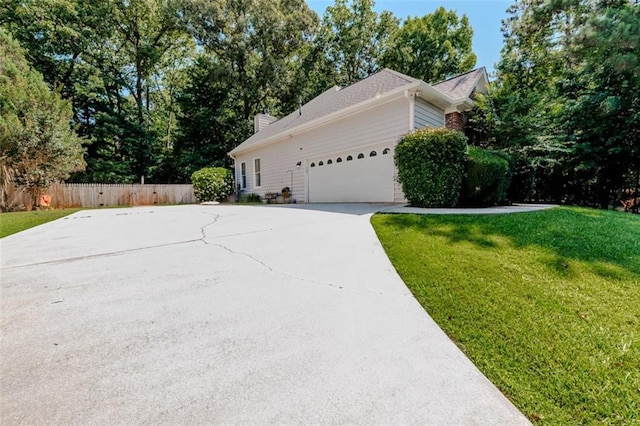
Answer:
445 111 465 132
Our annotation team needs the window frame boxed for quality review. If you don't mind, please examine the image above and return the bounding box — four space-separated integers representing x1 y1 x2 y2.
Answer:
253 158 262 188
240 162 247 189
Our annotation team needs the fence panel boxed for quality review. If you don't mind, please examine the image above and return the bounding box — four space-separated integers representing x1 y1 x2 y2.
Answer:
5 183 196 210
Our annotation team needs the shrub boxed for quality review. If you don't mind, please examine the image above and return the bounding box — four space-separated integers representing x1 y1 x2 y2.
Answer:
238 193 262 204
459 146 511 206
395 127 468 207
191 167 234 202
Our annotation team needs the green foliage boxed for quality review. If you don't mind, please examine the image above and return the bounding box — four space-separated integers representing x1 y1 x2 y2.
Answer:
190 167 234 202
394 127 468 207
482 0 640 208
460 147 510 206
1 0 482 186
317 0 398 86
372 207 640 423
171 0 319 179
560 3 640 208
170 56 247 182
0 28 85 210
237 193 262 204
505 156 534 202
382 7 476 83
108 0 190 180
183 0 319 119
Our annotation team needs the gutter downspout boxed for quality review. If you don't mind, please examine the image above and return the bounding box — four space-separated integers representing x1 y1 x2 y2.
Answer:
406 90 416 131
229 153 239 199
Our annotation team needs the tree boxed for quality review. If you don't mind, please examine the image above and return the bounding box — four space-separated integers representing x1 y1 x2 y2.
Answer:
0 29 85 210
382 7 476 83
0 0 113 99
97 0 190 179
163 0 319 176
477 0 639 208
317 0 398 86
1 0 196 183
170 55 248 182
182 0 319 121
561 2 640 208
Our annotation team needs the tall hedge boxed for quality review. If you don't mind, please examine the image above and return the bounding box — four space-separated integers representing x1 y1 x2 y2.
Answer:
395 127 468 207
459 146 511 206
191 167 234 202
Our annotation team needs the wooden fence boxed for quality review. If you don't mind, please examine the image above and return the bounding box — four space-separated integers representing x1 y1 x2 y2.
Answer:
6 183 196 210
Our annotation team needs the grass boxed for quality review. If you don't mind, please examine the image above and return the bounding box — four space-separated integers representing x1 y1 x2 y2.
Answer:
371 207 640 424
0 208 81 238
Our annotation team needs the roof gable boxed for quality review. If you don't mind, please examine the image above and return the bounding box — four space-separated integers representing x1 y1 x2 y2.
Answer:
432 68 487 100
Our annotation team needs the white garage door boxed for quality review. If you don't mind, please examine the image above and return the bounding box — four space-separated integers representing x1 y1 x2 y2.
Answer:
308 148 394 202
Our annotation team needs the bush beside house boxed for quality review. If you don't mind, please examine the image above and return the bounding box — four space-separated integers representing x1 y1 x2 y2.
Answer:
459 147 511 206
395 128 513 207
394 128 468 207
191 167 234 202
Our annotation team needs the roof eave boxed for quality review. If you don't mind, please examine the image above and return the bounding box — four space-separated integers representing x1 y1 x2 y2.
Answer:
444 98 476 114
416 81 455 109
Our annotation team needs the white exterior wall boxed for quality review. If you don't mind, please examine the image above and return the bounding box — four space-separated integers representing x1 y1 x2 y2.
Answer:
233 97 412 203
414 98 445 129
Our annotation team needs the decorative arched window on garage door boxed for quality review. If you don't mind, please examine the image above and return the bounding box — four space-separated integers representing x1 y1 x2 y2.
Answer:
382 148 390 155
369 150 377 157
336 157 342 163
310 162 316 167
327 159 333 164
346 155 353 161
357 153 364 159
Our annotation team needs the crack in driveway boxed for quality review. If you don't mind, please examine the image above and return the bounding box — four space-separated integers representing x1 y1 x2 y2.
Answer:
3 211 401 298
1 212 223 271
198 215 396 298
0 239 204 271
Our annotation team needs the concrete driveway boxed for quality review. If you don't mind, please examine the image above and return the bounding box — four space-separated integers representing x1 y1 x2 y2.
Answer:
1 204 529 424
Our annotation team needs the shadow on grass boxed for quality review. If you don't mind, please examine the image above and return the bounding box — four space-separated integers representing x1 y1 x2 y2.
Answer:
377 207 640 277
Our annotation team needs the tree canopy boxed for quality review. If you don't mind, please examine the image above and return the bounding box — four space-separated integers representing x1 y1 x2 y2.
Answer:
0 0 478 185
471 0 639 209
0 28 85 210
381 7 476 83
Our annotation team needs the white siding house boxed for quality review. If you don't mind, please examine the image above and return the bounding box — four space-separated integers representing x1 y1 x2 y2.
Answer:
229 68 488 203
414 98 445 129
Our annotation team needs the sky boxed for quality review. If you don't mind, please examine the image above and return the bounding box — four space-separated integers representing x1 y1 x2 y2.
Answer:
306 0 514 75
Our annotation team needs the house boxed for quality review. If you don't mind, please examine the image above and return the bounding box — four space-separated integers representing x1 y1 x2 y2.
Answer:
228 67 488 203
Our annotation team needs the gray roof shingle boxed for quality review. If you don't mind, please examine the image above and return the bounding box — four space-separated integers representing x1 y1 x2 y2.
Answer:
230 69 420 154
230 67 486 155
432 68 486 100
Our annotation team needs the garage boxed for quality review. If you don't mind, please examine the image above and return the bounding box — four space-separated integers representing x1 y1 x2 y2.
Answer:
308 147 394 202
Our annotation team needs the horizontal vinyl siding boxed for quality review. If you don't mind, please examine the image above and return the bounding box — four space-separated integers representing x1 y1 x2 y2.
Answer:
234 97 411 203
414 98 445 129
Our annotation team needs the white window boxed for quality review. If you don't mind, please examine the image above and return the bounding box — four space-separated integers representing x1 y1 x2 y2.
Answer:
254 158 261 187
241 162 247 189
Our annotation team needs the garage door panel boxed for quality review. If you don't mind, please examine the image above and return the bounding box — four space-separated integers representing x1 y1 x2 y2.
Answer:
309 151 394 202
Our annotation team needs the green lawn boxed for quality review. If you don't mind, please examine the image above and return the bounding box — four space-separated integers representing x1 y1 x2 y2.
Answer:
0 208 81 238
372 207 639 424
